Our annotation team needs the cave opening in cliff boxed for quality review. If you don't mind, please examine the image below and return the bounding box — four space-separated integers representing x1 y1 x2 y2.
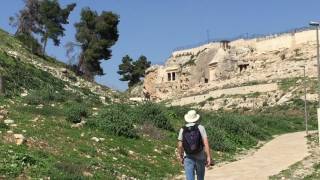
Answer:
238 64 249 73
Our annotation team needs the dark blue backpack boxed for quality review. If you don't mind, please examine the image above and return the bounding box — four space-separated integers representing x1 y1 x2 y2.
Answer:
182 124 203 154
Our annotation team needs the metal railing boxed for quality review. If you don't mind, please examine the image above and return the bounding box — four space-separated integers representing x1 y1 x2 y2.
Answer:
172 26 312 53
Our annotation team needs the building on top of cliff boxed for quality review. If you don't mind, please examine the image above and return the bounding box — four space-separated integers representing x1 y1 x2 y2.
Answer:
220 40 231 50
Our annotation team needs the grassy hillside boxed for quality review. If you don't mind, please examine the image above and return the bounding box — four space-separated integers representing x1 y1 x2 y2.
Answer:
0 29 317 179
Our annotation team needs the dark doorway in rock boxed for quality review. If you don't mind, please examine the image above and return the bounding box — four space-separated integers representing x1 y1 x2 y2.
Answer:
239 64 249 73
167 73 171 81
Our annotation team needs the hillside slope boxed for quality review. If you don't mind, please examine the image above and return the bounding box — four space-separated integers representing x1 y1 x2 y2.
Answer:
0 29 118 102
0 29 182 179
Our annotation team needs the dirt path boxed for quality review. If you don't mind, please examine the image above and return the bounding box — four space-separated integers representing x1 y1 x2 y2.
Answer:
205 131 309 180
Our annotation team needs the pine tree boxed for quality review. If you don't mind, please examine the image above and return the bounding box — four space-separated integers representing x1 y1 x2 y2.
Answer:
75 7 119 80
10 0 76 54
118 55 134 84
10 0 39 36
37 0 76 54
118 55 151 87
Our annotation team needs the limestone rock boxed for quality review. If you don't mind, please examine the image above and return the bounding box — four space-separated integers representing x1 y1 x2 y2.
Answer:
20 92 28 97
71 121 86 128
36 104 44 109
13 134 25 145
143 29 318 106
277 93 293 105
300 93 318 102
4 119 14 124
83 171 93 177
10 124 17 127
91 137 100 142
0 109 8 116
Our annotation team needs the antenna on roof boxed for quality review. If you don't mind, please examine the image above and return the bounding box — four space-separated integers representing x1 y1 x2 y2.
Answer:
206 29 210 44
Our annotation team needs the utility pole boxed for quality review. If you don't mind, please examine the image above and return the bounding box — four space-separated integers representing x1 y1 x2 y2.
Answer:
301 65 308 135
309 21 320 144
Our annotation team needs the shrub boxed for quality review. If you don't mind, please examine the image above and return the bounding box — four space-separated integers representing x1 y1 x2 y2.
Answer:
24 92 43 105
0 149 39 177
138 122 167 140
65 104 88 123
262 101 268 107
24 87 66 105
190 112 270 152
137 102 174 131
87 104 137 138
16 33 42 56
65 64 84 77
199 101 206 107
0 122 8 130
206 127 236 152
53 162 86 179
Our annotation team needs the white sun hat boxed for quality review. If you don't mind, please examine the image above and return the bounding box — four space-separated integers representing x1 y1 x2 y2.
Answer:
184 110 200 123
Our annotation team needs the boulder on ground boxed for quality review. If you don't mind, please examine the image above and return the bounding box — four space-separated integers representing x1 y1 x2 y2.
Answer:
71 121 86 128
4 119 14 124
13 134 25 145
91 137 100 142
0 109 8 116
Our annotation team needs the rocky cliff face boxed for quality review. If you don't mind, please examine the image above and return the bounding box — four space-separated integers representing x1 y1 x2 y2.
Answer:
144 29 319 109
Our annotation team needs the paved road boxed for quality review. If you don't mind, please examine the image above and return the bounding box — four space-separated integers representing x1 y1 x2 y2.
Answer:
205 131 309 180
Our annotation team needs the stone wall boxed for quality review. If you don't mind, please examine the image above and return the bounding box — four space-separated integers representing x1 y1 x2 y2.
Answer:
230 30 316 53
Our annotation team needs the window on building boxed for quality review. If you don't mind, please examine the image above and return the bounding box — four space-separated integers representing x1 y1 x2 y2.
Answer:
172 72 176 81
167 73 171 81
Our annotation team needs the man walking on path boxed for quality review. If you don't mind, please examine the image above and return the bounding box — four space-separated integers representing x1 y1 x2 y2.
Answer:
177 110 211 180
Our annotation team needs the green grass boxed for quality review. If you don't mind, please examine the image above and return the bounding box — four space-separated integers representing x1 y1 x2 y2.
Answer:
1 97 315 179
278 77 301 91
304 163 320 179
2 102 181 179
0 52 65 97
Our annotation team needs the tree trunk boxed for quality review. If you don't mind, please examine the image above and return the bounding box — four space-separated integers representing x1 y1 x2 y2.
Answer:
42 37 48 55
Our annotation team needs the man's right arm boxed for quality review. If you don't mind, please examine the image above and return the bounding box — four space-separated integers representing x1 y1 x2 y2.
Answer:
177 141 184 165
177 128 184 165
